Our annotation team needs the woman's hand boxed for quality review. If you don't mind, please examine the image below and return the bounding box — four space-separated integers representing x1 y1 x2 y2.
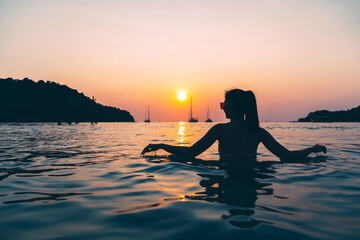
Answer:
141 144 163 155
311 144 327 154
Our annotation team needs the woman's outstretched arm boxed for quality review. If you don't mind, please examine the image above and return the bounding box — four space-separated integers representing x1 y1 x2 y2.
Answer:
141 125 219 157
260 128 326 162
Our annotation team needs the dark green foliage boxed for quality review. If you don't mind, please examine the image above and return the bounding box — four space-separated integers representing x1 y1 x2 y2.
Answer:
0 78 135 122
298 106 360 122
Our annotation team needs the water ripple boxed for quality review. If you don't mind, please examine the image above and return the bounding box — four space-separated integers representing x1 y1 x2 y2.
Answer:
0 122 359 239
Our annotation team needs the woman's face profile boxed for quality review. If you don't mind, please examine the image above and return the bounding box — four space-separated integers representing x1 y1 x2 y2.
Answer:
223 99 232 119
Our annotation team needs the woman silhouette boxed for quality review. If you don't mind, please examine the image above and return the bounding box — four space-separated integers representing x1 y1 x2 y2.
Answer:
141 89 326 162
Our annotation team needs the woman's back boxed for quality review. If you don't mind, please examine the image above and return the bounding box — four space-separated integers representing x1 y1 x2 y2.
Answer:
217 122 262 161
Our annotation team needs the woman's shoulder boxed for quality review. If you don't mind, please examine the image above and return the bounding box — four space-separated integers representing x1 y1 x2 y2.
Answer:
259 127 267 133
258 127 272 140
207 123 229 136
212 123 230 130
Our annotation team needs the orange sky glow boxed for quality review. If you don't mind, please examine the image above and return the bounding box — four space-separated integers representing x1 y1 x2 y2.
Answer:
1 0 359 122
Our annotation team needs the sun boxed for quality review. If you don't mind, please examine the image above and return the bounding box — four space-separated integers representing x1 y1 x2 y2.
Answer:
177 90 187 101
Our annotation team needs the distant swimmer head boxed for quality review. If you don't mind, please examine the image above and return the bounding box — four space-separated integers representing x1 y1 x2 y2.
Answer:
222 89 259 132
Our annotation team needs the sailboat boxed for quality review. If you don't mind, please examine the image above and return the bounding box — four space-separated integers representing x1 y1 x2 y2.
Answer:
188 96 198 122
144 105 150 122
205 107 213 122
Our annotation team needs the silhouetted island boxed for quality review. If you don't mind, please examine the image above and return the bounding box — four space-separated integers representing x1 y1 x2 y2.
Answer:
298 106 360 122
0 78 135 122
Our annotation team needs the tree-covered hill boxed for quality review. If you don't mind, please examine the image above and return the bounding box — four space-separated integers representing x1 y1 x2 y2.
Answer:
298 106 360 122
0 78 135 122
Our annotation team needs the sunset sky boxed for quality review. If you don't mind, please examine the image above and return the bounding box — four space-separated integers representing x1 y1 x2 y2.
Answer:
1 0 359 122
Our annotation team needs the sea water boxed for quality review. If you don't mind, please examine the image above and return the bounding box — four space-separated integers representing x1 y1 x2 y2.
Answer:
0 122 359 240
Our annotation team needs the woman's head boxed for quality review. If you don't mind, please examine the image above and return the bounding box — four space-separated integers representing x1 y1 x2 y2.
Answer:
223 89 259 132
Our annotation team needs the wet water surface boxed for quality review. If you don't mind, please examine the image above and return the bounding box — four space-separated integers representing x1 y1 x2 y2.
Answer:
0 122 359 239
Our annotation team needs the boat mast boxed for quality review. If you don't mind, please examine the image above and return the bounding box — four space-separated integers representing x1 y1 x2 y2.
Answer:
189 96 193 119
148 105 150 121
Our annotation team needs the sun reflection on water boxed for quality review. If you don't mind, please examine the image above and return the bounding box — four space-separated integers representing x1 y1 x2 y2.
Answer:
177 122 186 144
